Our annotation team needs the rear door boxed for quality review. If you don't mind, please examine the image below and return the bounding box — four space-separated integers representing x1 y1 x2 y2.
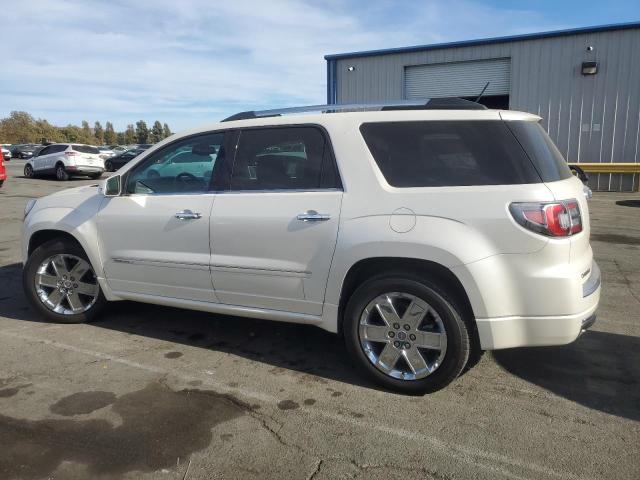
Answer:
210 126 343 315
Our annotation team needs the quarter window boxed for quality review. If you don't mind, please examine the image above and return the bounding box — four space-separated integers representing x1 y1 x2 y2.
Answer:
230 127 340 191
125 133 224 195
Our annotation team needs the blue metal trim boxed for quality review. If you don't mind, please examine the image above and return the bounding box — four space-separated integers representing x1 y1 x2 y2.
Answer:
324 21 640 60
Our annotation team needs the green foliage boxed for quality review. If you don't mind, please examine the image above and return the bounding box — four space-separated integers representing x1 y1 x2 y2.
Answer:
104 122 117 145
0 112 172 146
135 120 149 144
94 121 104 145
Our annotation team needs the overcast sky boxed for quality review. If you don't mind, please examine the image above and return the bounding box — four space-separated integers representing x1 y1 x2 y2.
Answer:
1 0 638 132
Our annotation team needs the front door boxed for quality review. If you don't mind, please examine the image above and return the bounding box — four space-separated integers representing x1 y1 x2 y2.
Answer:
97 131 226 302
210 126 343 315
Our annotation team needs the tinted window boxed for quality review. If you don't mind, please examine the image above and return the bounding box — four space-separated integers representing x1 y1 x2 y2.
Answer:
506 121 573 182
49 144 68 154
36 146 51 156
72 145 100 154
360 121 542 187
126 132 223 195
231 127 339 191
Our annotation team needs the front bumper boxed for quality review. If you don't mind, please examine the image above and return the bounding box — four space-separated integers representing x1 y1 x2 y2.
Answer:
475 260 601 350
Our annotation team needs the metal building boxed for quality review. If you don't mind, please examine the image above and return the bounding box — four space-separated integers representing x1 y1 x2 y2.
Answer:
325 22 640 191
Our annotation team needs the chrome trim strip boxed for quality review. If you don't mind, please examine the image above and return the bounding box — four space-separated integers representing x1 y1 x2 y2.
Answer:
582 261 601 297
111 257 210 270
211 264 311 278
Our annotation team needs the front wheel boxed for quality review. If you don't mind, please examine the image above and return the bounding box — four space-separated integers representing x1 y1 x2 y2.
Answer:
23 239 107 323
24 164 34 178
104 160 113 172
343 275 470 394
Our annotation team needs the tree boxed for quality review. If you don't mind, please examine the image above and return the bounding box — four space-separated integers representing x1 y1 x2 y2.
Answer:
124 124 136 144
34 118 64 143
94 121 104 145
116 131 126 145
80 120 94 144
163 123 172 139
104 122 117 145
149 120 163 143
0 111 36 143
135 120 149 144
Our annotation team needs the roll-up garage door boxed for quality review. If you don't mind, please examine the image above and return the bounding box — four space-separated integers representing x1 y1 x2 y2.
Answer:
404 58 511 99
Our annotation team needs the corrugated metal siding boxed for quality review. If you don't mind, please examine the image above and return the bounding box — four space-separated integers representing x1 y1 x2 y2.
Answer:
333 28 640 191
404 58 510 99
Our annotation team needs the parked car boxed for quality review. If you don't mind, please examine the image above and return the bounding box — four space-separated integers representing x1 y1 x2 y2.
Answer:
21 99 600 394
0 149 6 187
23 143 104 180
10 144 37 159
1 146 12 161
104 148 146 172
97 146 116 159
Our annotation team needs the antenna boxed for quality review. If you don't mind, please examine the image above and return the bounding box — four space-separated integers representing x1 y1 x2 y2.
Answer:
475 82 490 103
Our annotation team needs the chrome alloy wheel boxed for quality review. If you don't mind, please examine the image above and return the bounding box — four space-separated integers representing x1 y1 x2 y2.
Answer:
359 292 447 380
35 254 99 315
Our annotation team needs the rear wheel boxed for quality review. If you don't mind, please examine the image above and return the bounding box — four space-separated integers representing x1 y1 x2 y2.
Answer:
24 164 34 178
23 239 106 323
56 164 69 181
343 274 470 394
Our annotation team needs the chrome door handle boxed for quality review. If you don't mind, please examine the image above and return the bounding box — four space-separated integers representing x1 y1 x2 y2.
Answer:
175 209 202 220
297 210 330 222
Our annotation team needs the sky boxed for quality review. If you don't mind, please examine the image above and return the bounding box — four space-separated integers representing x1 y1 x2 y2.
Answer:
1 0 639 132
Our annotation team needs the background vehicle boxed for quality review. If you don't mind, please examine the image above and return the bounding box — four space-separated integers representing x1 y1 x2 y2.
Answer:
104 147 146 172
24 143 104 180
21 99 600 394
1 146 12 161
98 146 116 159
10 144 37 159
0 150 6 187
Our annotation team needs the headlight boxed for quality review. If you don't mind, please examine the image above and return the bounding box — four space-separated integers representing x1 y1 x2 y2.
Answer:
24 199 37 219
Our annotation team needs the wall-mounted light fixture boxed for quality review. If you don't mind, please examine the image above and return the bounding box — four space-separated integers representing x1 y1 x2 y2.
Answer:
581 61 598 75
347 66 356 72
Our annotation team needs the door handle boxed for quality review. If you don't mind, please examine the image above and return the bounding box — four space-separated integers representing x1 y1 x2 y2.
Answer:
175 209 202 220
297 210 331 222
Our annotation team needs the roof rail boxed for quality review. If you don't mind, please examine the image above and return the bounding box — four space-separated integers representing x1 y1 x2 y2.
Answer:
221 97 486 122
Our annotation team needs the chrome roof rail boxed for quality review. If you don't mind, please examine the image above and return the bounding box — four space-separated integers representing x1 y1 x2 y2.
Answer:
221 97 486 122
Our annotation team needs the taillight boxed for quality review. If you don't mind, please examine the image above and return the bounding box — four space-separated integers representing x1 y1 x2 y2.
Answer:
65 151 78 156
510 199 582 237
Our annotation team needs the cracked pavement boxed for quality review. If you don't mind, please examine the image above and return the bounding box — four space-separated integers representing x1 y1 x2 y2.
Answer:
0 161 639 479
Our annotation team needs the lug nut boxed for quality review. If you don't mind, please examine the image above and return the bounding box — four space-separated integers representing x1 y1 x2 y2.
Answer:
73 284 78 288
409 334 416 341
404 342 411 349
393 323 400 329
393 341 401 348
388 331 395 338
63 275 67 280
403 324 410 331
70 277 75 281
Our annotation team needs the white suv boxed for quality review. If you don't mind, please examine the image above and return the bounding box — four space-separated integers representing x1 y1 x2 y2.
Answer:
24 143 104 181
21 99 600 393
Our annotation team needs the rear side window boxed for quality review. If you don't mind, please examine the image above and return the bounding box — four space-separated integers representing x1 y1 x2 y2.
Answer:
506 121 573 182
230 127 340 191
72 145 100 154
360 121 541 187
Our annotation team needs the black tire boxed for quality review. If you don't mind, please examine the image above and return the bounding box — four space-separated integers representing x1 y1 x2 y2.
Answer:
56 163 69 181
23 239 107 323
343 274 470 394
89 172 102 179
24 164 34 178
104 160 113 172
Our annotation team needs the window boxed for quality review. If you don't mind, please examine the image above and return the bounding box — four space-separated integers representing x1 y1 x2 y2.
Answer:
505 121 573 182
37 146 52 156
72 145 100 154
360 121 542 187
125 132 223 195
49 145 68 154
230 127 340 191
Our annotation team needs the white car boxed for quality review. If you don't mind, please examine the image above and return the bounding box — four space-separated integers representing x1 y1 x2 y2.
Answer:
23 144 104 181
21 99 600 393
98 146 116 159
1 146 11 161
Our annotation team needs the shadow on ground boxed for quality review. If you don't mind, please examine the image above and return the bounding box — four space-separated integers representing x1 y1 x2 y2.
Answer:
2 261 640 415
493 331 640 421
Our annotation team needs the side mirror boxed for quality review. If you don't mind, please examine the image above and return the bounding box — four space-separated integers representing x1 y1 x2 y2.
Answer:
104 175 121 197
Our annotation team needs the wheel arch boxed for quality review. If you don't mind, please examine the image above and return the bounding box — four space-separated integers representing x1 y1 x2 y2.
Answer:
28 229 83 256
337 257 480 351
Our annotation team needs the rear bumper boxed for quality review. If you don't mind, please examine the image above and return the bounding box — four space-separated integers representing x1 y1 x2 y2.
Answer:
475 260 601 350
67 166 104 174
